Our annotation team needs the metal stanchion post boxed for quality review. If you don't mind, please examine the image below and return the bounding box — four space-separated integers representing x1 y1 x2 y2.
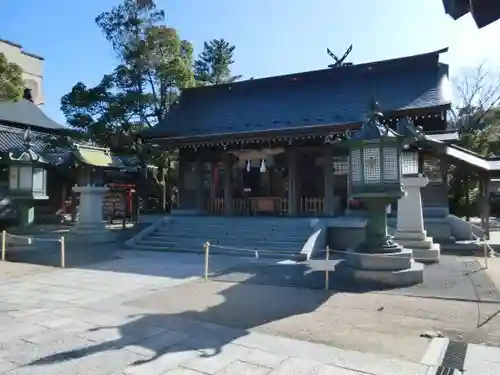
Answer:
484 237 489 269
325 245 330 290
203 241 210 282
60 236 66 268
1 230 6 261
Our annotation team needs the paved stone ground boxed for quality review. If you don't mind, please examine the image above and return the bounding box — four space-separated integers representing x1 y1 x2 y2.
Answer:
0 250 443 375
2 249 500 373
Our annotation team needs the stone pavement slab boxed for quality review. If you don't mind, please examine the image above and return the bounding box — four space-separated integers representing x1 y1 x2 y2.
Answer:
464 343 500 375
0 250 499 374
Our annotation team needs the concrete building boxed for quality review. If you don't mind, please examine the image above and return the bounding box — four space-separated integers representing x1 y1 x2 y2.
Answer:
0 39 44 105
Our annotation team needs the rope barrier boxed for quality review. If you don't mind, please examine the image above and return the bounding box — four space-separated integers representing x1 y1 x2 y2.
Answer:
207 242 425 259
5 232 63 243
1 230 66 268
208 243 293 256
469 221 500 269
202 241 426 289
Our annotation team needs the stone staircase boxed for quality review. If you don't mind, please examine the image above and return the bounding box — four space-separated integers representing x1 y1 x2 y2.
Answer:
131 216 315 259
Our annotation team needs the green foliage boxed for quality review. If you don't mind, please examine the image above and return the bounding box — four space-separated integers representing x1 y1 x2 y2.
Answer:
448 63 500 217
0 53 24 101
61 0 195 151
194 38 241 85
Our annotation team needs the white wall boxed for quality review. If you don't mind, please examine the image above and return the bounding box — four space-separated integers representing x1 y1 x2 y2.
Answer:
0 40 44 105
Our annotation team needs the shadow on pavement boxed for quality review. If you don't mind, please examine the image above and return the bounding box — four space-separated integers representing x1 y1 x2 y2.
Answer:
24 263 334 370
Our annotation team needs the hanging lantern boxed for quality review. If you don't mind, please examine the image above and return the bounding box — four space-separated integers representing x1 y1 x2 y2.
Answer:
260 159 267 173
246 160 251 172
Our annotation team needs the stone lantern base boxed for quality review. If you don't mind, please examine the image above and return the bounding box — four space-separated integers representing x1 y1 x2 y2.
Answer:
394 230 440 263
337 193 424 288
394 174 440 263
68 186 116 245
340 247 424 287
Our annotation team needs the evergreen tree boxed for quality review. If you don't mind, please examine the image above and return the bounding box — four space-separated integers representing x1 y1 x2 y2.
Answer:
194 38 241 85
0 53 24 101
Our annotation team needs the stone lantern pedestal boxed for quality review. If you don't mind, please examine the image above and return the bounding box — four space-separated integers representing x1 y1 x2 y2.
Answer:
394 174 440 263
70 185 115 244
341 191 424 288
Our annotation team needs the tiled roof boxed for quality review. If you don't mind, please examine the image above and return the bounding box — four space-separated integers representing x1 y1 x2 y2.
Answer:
0 130 65 164
0 129 139 167
146 49 451 140
0 99 65 131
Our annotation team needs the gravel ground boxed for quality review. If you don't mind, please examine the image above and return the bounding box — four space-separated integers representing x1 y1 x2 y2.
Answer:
207 255 500 302
127 275 500 362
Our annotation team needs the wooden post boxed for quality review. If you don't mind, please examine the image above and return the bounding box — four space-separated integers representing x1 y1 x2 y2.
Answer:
204 241 210 282
1 230 6 261
325 245 330 290
60 236 66 268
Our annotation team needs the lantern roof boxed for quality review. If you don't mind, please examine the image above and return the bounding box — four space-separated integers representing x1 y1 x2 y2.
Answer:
348 98 402 142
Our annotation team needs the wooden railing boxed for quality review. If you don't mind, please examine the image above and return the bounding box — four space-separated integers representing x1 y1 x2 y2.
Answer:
207 198 225 214
233 198 252 215
206 196 324 216
300 197 324 216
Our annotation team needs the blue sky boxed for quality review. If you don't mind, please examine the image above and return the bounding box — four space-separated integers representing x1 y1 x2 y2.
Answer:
1 0 499 124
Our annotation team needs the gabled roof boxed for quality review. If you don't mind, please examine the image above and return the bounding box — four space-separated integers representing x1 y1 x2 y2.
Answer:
145 48 451 141
0 99 65 132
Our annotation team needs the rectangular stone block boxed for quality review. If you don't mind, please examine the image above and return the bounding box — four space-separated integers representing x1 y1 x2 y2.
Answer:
2 334 95 366
124 345 199 375
233 332 341 365
268 357 359 374
59 347 146 375
182 344 249 374
240 348 287 368
214 360 270 375
125 330 190 358
162 368 214 375
332 349 429 375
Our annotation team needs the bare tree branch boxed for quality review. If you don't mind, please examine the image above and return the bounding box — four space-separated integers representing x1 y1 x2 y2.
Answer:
451 61 500 131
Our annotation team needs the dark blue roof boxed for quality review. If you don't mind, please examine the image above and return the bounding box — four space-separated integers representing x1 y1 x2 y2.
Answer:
0 99 65 132
443 0 500 28
146 49 451 140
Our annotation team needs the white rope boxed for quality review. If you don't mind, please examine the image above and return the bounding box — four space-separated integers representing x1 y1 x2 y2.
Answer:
208 243 419 259
469 221 500 257
6 232 63 243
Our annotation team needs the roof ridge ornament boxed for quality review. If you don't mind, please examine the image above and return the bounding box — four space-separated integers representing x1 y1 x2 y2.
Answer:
327 44 353 68
9 127 39 162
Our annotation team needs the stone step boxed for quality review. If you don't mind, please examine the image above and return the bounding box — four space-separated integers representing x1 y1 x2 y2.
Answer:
132 244 294 259
164 225 311 233
412 245 441 263
147 232 309 242
166 219 312 226
139 238 303 250
395 238 435 249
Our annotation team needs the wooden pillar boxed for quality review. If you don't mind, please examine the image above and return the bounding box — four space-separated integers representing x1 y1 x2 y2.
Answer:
224 154 233 215
288 148 298 216
195 155 204 212
323 147 335 216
